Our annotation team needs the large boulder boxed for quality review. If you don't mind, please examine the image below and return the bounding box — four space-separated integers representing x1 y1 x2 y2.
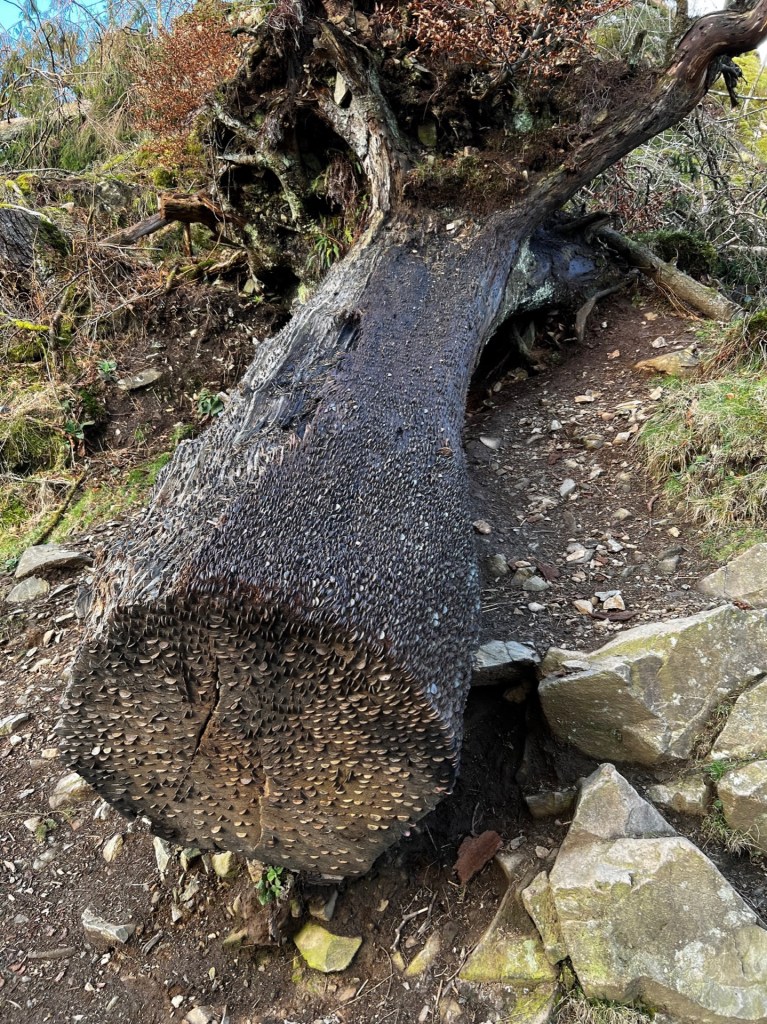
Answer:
547 764 767 1024
698 543 767 608
539 605 767 764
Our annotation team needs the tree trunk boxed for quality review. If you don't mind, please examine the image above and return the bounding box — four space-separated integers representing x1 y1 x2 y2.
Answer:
59 0 767 877
60 219 603 877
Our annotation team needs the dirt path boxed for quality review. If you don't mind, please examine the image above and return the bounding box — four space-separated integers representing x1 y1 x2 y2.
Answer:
0 288 762 1024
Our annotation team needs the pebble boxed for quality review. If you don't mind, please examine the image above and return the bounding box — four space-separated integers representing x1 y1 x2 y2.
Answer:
612 508 632 522
472 519 492 535
49 772 92 810
528 602 546 613
487 553 509 576
522 576 549 593
153 836 173 875
5 577 50 603
573 600 593 616
479 436 501 450
603 593 626 611
102 834 124 863
559 478 578 498
211 851 238 879
81 908 135 946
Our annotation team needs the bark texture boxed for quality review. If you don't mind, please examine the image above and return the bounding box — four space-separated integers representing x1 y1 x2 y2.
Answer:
60 221 601 876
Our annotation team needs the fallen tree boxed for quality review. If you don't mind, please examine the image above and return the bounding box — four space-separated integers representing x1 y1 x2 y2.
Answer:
60 0 767 877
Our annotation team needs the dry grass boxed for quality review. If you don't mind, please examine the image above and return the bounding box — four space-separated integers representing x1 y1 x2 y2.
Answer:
554 990 653 1024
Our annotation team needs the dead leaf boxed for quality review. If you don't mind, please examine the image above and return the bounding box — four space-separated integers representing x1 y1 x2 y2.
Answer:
537 561 561 582
644 311 658 321
454 831 502 885
607 349 620 360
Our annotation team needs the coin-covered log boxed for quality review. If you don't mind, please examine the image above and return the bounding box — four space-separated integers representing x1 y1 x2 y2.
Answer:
58 219 603 876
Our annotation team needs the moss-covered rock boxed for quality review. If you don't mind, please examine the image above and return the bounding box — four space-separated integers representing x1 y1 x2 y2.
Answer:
549 765 767 1024
539 605 767 764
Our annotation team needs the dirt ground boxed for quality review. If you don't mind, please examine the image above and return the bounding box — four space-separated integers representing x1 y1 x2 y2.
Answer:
1 284 765 1024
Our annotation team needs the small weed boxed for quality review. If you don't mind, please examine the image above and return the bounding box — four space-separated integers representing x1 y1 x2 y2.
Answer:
170 422 196 446
256 865 288 906
705 759 730 781
97 358 118 381
34 818 58 845
196 388 225 420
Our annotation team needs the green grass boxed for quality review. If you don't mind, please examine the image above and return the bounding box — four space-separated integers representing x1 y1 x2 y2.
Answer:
701 800 764 858
0 451 173 571
639 373 767 529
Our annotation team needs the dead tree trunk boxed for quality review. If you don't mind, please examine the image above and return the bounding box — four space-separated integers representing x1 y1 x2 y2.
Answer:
61 221 602 876
60 1 767 876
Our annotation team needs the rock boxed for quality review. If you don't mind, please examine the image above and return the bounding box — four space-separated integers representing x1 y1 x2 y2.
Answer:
520 872 567 964
717 761 767 853
487 553 509 576
6 576 49 603
634 348 699 375
522 576 549 593
658 554 680 574
211 851 238 879
472 640 540 685
153 836 173 875
602 593 625 611
479 435 502 450
118 368 163 391
473 519 492 535
15 543 92 580
710 678 767 760
559 478 577 498
180 847 202 871
539 605 767 765
49 771 93 810
698 542 767 608
572 599 593 616
102 834 124 863
548 764 767 1024
459 852 557 1015
646 778 711 817
293 922 362 973
0 712 31 737
453 831 503 884
81 907 135 946
184 1008 215 1024
524 789 576 820
308 888 338 922
404 931 441 977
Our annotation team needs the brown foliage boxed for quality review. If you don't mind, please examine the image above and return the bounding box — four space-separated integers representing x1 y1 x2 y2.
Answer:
376 0 629 84
132 2 242 167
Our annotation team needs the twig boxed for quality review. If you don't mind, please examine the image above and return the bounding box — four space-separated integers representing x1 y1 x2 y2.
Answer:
391 905 429 952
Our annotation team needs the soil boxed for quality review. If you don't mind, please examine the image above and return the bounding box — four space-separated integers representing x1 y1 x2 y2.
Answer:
1 283 765 1024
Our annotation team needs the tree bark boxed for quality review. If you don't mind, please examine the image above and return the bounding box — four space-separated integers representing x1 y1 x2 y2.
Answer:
60 221 603 876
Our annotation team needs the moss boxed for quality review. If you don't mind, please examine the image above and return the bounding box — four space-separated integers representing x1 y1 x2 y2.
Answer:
646 230 719 279
13 173 36 195
50 451 173 541
5 319 49 362
150 166 177 188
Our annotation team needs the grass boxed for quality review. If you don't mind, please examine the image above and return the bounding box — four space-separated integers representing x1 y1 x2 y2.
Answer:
553 989 653 1024
639 372 767 529
638 310 767 542
0 450 173 571
701 800 764 858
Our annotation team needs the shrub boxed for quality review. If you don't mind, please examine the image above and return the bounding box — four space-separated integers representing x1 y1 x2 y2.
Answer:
131 1 242 170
